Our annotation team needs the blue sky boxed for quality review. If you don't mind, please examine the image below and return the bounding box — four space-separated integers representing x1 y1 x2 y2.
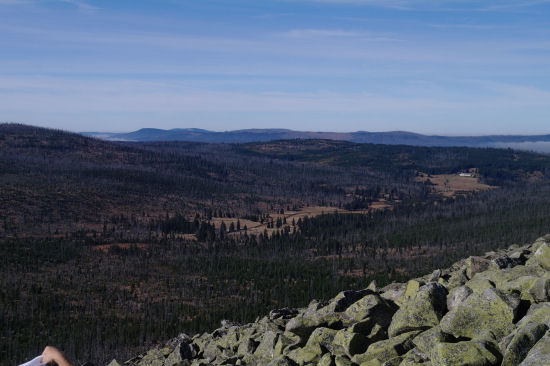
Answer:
1 0 550 134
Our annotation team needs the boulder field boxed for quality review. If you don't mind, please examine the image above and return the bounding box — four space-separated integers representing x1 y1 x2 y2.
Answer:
111 235 550 366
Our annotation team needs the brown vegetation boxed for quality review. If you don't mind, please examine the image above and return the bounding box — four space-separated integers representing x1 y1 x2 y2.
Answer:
416 172 497 197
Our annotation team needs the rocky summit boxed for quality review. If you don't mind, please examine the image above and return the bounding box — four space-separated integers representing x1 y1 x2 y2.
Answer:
110 235 550 366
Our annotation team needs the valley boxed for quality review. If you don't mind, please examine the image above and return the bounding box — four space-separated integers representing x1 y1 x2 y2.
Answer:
3 124 550 365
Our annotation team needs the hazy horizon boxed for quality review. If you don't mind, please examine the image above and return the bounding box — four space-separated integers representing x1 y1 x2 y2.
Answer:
80 126 550 137
1 1 550 134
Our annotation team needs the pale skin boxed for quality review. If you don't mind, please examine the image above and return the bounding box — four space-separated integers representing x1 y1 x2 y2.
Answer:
41 346 73 366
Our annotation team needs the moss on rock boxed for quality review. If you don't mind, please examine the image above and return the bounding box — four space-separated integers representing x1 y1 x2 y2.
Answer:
517 330 550 366
439 288 517 341
388 283 447 337
352 330 421 365
431 341 500 366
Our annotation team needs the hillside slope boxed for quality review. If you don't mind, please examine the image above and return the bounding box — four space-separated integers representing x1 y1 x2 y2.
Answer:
6 124 550 365
113 235 550 366
8 123 550 237
83 128 550 152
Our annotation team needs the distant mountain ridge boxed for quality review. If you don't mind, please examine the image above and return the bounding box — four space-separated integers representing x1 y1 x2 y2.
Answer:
82 128 550 152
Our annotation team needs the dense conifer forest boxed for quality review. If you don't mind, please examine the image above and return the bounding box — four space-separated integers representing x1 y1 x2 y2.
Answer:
2 124 550 365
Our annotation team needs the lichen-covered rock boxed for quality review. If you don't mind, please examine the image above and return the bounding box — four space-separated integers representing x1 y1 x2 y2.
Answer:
388 283 447 337
349 321 388 343
318 353 335 366
445 268 469 290
120 235 550 366
412 327 449 360
501 322 547 366
334 355 353 366
380 283 406 305
265 356 297 366
137 348 170 366
237 336 259 356
399 348 431 366
329 290 371 312
464 256 492 280
352 330 421 365
500 303 550 366
491 255 523 270
467 263 544 294
202 342 224 363
331 329 369 357
344 292 396 327
500 275 539 302
427 269 442 283
517 330 550 366
305 327 338 356
285 300 343 340
527 273 550 302
446 286 472 312
106 360 122 366
270 308 299 320
253 330 280 360
431 341 500 366
439 288 518 341
381 356 404 366
533 242 550 271
190 359 210 366
354 356 404 366
368 280 378 292
165 343 195 366
274 332 300 357
286 346 320 365
464 278 495 294
402 280 422 303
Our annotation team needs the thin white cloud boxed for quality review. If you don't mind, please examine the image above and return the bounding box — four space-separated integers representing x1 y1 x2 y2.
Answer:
57 0 99 11
296 0 414 10
1 75 549 114
295 0 550 12
282 29 364 38
279 28 403 42
0 0 97 8
0 24 262 51
0 0 32 4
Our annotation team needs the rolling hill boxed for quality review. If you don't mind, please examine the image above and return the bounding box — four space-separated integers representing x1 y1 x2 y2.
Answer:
5 123 550 365
83 128 550 152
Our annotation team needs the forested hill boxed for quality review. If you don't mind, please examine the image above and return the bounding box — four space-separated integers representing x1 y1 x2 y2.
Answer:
83 127 550 152
237 139 550 186
5 123 550 365
3 123 550 237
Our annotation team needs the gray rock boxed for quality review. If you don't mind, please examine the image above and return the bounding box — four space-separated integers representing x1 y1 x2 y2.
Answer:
446 285 472 312
501 303 550 366
270 308 299 320
388 283 447 337
492 255 523 270
439 288 518 341
351 330 421 365
534 243 550 271
431 340 500 366
518 330 550 366
465 256 492 280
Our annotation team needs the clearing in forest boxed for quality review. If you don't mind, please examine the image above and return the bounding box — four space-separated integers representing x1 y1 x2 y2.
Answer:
416 171 497 197
209 203 391 237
